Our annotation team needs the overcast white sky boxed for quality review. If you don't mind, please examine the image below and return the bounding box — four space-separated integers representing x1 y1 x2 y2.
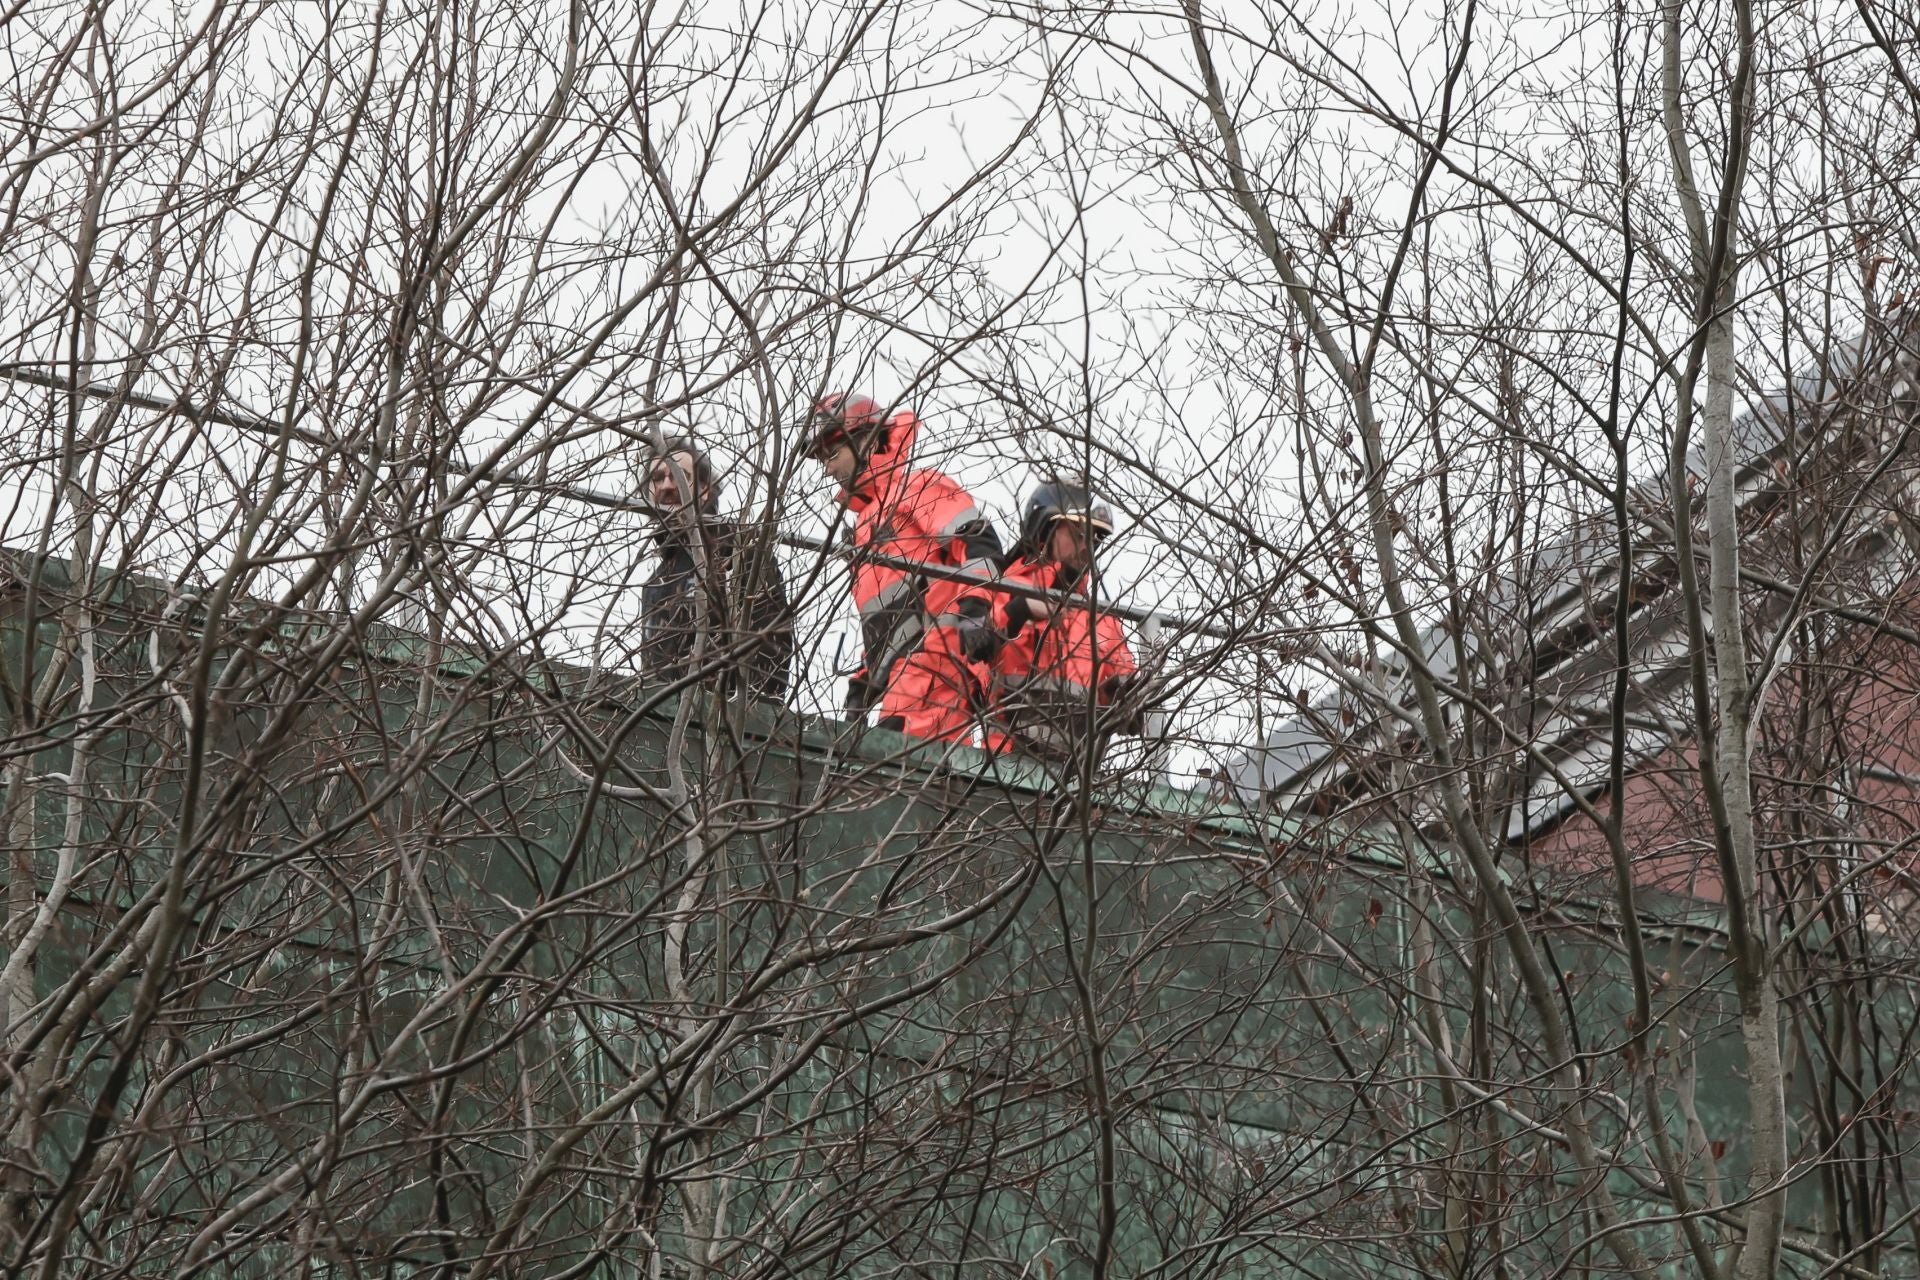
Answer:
0 0 1900 782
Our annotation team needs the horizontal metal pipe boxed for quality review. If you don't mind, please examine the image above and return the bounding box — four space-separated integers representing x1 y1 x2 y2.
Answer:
0 366 1244 641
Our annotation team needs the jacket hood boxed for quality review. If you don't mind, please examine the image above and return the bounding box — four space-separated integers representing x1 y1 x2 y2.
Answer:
845 409 921 511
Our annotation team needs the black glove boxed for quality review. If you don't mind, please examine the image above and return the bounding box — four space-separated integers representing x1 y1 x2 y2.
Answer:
846 670 879 715
1100 672 1159 735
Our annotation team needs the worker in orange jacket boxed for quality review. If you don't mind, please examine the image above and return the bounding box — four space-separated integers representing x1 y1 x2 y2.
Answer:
805 392 1003 734
894 478 1142 757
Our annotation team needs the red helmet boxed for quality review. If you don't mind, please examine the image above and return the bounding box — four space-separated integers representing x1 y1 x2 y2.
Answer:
806 391 888 457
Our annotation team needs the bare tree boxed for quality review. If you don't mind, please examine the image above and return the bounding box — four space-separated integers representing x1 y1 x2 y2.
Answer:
8 0 1920 1275
993 0 1920 1271
0 0 1113 1274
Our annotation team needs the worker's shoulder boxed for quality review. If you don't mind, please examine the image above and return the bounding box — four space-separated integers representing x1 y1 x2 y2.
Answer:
999 553 1047 579
894 464 976 504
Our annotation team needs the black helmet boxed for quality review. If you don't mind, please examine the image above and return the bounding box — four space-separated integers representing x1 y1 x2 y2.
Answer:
1019 477 1114 558
804 391 889 458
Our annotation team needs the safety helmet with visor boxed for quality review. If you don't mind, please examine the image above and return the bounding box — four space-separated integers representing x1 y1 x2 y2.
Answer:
804 392 890 462
1020 477 1114 561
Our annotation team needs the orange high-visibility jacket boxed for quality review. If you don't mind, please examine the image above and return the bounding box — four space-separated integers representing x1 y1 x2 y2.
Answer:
882 553 1137 752
844 410 1001 715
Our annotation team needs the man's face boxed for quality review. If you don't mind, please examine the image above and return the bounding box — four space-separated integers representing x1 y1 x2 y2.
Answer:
1049 518 1096 575
815 439 860 491
648 450 703 510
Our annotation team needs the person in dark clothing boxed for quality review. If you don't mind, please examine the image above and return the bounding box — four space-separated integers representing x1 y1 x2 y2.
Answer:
640 439 793 700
